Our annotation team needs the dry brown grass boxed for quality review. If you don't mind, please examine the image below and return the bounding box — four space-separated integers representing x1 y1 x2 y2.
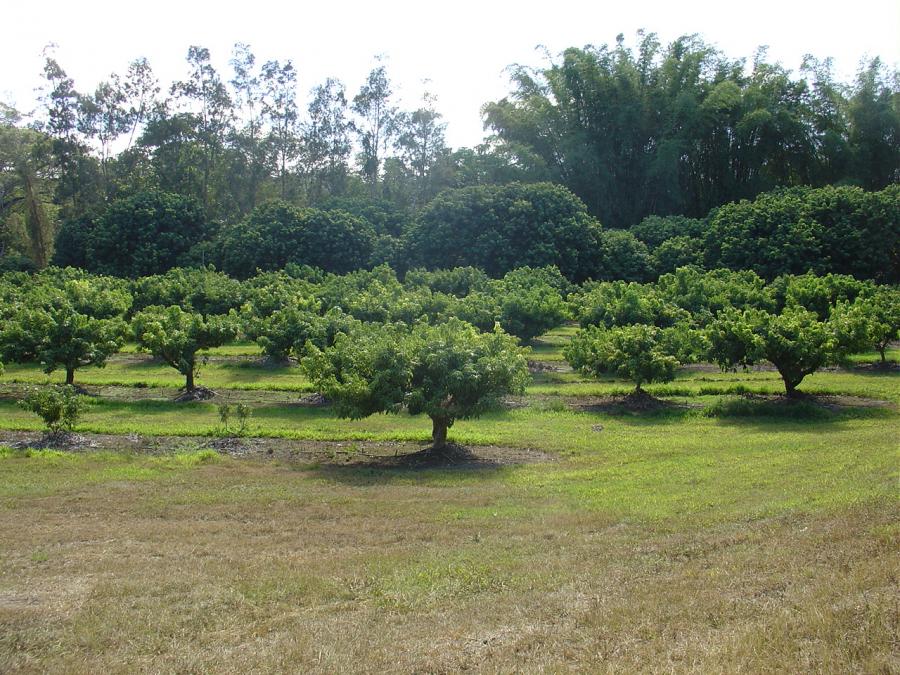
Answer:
0 456 897 674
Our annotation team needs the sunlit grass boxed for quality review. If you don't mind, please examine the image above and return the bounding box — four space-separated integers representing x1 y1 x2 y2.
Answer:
846 347 899 364
0 447 222 500
0 353 314 392
119 340 262 356
1 323 897 672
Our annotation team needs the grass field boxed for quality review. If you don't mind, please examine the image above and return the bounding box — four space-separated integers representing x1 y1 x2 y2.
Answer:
0 327 897 672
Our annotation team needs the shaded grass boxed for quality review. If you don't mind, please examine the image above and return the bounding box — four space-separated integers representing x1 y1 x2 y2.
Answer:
529 367 900 402
0 392 893 450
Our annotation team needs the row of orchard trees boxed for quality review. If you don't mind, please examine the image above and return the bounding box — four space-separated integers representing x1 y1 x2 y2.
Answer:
566 268 899 396
1 265 897 444
0 265 561 444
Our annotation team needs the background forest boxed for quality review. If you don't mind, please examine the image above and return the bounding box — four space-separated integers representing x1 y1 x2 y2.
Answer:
1 33 897 282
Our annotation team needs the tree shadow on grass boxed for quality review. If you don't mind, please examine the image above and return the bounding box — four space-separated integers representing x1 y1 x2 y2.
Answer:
301 441 549 486
695 393 895 432
570 391 698 422
308 458 511 487
573 391 894 430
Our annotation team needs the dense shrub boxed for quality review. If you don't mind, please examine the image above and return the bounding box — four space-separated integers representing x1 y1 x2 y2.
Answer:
705 185 899 283
403 182 604 281
80 189 212 278
131 267 245 315
629 215 707 248
596 230 654 282
215 201 376 278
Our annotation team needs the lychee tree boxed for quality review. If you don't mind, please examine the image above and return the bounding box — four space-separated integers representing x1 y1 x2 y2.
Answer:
303 318 530 450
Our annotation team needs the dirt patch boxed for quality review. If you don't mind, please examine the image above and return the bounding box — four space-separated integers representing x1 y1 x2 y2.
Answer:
0 430 555 467
853 361 899 373
572 390 694 415
528 360 566 373
5 432 104 451
501 396 530 410
293 392 329 407
173 387 217 402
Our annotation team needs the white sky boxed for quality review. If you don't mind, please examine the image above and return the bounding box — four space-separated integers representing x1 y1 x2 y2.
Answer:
2 0 898 149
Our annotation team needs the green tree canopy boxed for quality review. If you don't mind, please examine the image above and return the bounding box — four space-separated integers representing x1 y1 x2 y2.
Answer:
0 295 127 385
705 307 864 395
131 305 238 393
215 201 376 278
705 185 899 283
564 323 685 394
403 182 603 281
70 189 211 278
303 319 530 450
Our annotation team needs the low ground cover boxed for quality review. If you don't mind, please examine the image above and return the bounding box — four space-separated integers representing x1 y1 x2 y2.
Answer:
0 327 896 672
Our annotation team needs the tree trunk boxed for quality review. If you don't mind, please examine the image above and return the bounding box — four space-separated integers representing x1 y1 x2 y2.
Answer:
185 369 195 392
21 167 52 268
782 374 801 398
65 367 75 386
431 417 448 451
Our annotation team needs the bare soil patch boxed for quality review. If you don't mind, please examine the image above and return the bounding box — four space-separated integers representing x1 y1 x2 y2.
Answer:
528 360 566 373
732 392 895 411
853 361 899 373
293 392 329 407
572 390 695 415
0 430 554 467
0 383 308 406
173 386 217 402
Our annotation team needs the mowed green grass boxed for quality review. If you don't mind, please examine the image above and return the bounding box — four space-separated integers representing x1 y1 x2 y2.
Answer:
529 366 900 402
0 413 897 671
3 328 895 402
119 340 262 357
0 325 897 671
0 353 314 392
0 390 896 526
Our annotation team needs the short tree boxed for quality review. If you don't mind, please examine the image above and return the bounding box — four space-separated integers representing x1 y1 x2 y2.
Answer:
0 299 127 386
235 403 252 435
706 307 856 396
245 305 324 362
564 324 682 394
19 385 84 435
132 306 238 393
303 319 529 450
495 267 569 344
831 289 900 365
865 290 900 365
